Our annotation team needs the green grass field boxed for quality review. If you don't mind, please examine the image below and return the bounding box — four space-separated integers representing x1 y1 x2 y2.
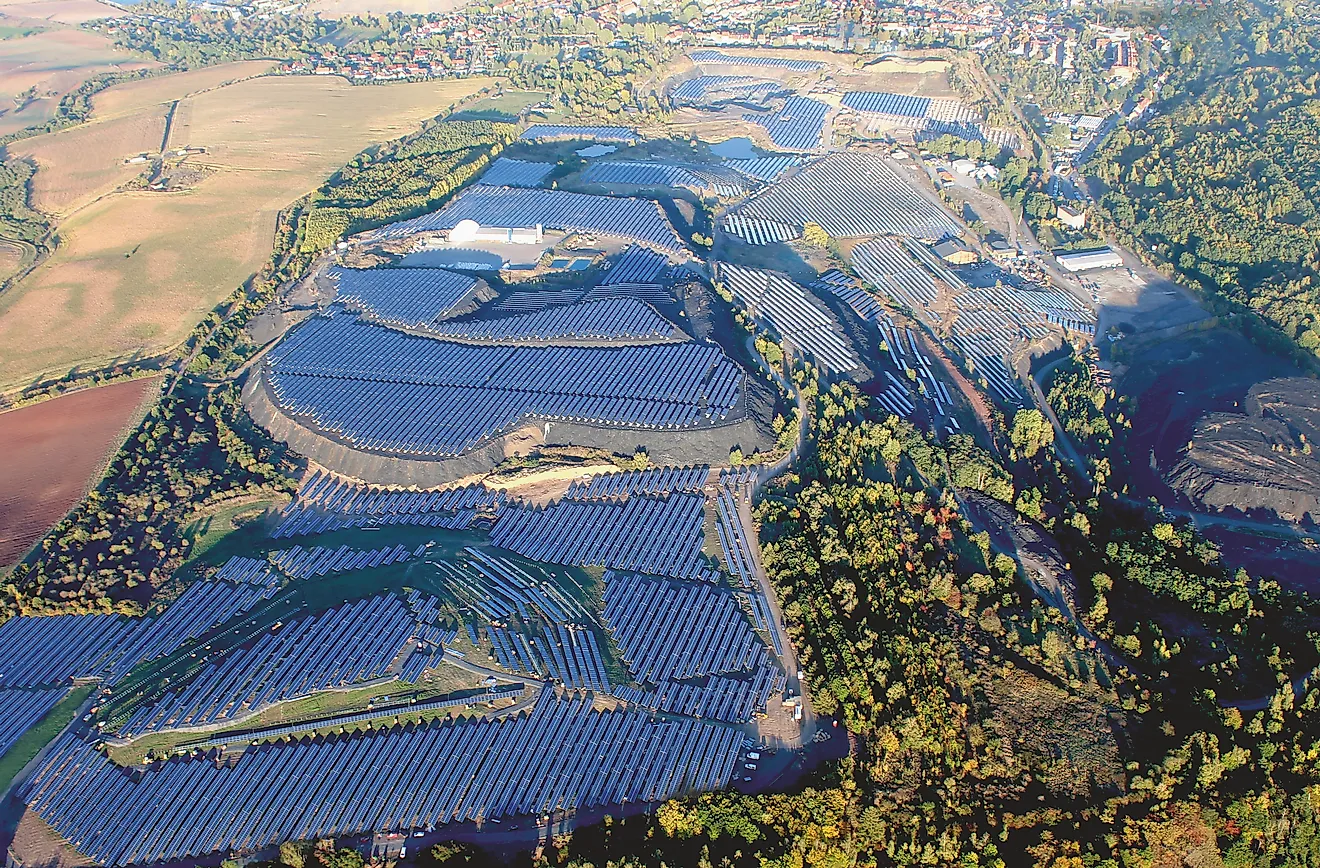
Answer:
452 90 549 122
105 664 490 765
180 497 286 570
0 684 95 793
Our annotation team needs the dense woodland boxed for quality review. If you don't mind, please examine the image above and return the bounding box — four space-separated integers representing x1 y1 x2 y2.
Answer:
1092 3 1320 362
527 379 1317 866
301 120 516 251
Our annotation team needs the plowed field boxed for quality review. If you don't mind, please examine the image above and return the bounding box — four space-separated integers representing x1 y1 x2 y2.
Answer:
0 377 158 567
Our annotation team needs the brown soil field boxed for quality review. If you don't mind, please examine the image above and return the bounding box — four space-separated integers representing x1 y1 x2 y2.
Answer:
0 376 158 568
91 59 275 119
10 108 167 215
0 238 27 281
0 0 119 23
0 29 154 138
0 74 493 389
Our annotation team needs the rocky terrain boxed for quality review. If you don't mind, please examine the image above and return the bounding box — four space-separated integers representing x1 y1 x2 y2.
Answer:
1167 377 1320 523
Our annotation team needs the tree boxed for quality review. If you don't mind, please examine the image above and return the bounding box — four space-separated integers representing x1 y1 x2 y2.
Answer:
279 842 306 868
1010 408 1054 457
802 221 829 247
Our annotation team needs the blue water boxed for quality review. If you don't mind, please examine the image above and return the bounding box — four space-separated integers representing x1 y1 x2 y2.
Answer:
710 137 758 160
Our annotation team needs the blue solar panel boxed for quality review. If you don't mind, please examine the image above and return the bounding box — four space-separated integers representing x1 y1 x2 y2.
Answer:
744 96 829 151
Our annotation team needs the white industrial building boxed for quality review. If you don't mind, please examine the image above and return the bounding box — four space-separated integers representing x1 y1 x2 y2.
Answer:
448 218 545 245
1056 247 1123 272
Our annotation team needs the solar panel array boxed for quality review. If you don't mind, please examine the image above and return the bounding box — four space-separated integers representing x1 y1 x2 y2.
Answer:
268 543 422 579
671 75 779 103
429 547 590 625
690 49 825 71
841 91 931 118
0 687 67 755
375 185 684 252
486 624 608 690
612 664 783 724
731 152 961 241
273 474 505 539
714 485 756 589
850 236 940 309
489 492 709 581
0 615 131 688
491 288 585 314
841 91 979 125
597 245 670 286
0 584 277 691
114 595 419 737
264 314 743 457
24 693 741 867
947 283 1095 404
428 297 675 343
721 155 800 183
329 267 479 330
821 274 887 323
580 161 747 197
602 571 773 683
477 157 555 188
840 91 1015 148
520 125 639 143
722 214 801 245
744 96 830 152
107 580 283 683
718 263 860 374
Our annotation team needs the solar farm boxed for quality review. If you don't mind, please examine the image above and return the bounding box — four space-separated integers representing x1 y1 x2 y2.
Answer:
7 455 793 866
7 72 1107 866
374 185 685 251
840 90 1021 149
726 152 963 242
671 75 783 107
717 263 861 375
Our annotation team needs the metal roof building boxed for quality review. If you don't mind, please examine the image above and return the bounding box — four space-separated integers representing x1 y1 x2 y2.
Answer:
1056 247 1123 272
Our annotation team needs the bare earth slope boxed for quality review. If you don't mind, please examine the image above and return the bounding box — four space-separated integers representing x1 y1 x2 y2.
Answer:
1168 378 1320 524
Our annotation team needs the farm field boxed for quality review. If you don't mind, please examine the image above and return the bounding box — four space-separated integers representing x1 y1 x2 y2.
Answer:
0 376 158 568
89 59 275 119
0 0 118 23
0 73 493 390
9 108 168 215
0 28 153 138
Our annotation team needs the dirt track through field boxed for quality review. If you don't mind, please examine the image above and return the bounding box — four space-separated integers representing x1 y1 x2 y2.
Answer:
0 377 158 567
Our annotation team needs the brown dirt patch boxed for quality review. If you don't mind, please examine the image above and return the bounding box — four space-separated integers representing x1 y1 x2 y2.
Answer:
0 376 158 567
8 807 96 868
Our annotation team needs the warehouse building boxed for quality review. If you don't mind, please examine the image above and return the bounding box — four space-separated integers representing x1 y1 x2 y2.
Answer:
1056 247 1123 272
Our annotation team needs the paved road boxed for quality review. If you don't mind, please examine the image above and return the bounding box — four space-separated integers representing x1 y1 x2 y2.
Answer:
442 648 528 684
